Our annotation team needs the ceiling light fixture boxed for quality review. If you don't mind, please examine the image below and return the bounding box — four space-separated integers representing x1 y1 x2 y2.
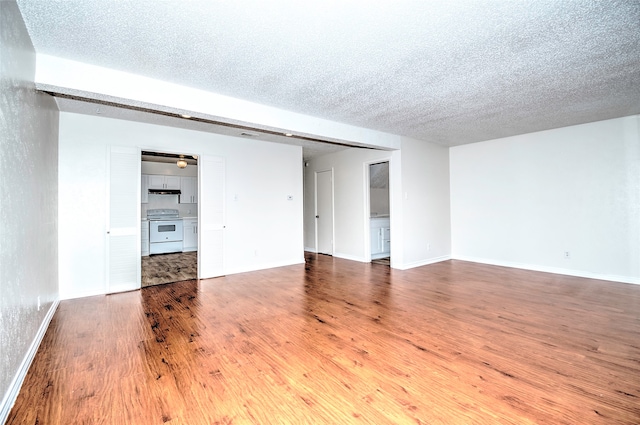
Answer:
176 155 188 168
180 114 192 119
284 133 293 137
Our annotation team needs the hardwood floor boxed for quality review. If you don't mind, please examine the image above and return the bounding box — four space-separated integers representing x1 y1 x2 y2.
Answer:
371 256 390 266
141 252 197 287
8 254 640 424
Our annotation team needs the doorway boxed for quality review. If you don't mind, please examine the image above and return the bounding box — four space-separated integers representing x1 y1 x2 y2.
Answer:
369 161 390 265
141 151 198 286
315 170 334 255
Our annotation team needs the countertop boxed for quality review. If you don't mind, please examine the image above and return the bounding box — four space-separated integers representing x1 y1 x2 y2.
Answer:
142 217 198 221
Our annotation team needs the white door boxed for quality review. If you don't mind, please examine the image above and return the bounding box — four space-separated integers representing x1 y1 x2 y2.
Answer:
316 170 334 255
106 146 140 293
199 155 225 278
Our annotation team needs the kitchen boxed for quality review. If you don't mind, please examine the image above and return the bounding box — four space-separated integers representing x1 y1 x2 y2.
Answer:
141 151 198 287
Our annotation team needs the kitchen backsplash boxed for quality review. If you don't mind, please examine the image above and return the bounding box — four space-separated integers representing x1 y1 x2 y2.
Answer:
142 194 197 218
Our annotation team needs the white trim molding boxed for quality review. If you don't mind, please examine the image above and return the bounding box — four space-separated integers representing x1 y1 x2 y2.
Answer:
453 256 640 285
333 252 368 263
393 255 452 270
0 299 60 424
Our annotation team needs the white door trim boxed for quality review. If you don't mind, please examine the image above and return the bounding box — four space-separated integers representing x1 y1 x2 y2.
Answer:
364 158 392 263
199 155 225 278
315 168 334 255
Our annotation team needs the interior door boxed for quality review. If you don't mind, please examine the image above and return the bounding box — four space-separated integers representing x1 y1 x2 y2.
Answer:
106 146 140 293
199 155 225 278
316 170 334 255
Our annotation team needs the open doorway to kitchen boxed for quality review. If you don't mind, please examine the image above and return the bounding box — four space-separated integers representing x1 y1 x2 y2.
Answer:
369 161 390 266
141 151 198 287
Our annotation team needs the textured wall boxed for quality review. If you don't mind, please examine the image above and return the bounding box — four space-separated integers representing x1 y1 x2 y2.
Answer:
0 0 59 413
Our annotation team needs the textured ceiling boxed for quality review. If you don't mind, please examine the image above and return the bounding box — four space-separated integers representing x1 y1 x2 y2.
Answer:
16 0 640 150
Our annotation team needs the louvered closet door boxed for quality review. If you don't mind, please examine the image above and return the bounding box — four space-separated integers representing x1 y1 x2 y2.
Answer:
106 146 140 293
199 155 225 279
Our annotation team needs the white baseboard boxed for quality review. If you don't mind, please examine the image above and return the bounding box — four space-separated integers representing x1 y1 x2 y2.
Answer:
393 255 451 270
106 282 140 295
452 255 640 285
223 258 305 276
333 252 368 263
310 253 453 270
0 298 60 424
304 247 317 253
371 252 391 260
60 286 107 300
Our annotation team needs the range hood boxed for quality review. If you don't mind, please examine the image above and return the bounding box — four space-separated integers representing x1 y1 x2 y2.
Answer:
148 189 181 195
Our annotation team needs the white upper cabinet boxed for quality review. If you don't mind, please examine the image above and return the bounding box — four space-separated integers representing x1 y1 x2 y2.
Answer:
148 174 181 190
165 176 181 189
180 176 198 204
147 174 164 189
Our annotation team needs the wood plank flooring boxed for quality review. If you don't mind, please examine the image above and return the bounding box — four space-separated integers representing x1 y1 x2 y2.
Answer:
141 252 197 287
8 254 640 424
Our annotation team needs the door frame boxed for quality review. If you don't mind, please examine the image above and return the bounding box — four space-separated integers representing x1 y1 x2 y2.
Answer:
198 155 225 279
314 168 335 255
364 158 392 263
139 148 201 281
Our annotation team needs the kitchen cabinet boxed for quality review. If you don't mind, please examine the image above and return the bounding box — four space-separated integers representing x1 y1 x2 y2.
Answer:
148 174 181 190
183 218 198 252
180 176 198 204
370 217 390 259
141 174 149 203
141 219 149 256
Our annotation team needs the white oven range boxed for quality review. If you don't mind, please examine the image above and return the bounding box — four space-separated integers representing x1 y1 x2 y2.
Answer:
147 209 183 254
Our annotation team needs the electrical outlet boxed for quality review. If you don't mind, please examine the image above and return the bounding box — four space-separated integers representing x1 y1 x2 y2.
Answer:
564 251 570 259
37 296 41 311
427 243 431 251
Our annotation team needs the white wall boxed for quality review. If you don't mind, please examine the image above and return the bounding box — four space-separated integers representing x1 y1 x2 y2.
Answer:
395 137 451 269
0 1 59 420
450 116 640 284
59 112 304 299
304 148 395 261
304 139 452 268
